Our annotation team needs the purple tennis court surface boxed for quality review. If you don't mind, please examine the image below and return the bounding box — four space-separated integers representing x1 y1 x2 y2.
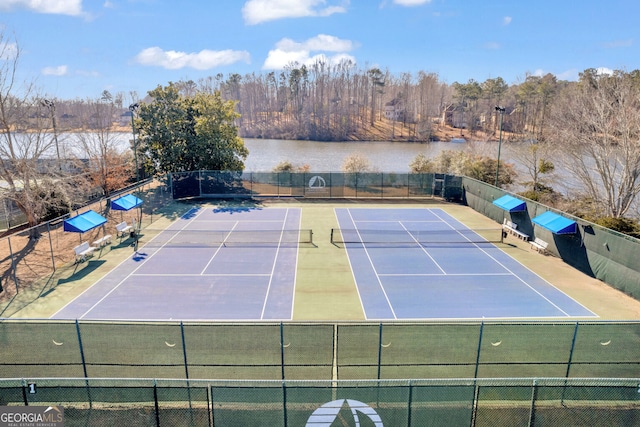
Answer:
52 206 301 321
335 207 597 320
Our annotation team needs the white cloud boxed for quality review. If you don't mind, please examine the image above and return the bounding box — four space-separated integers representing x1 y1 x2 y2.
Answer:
276 34 355 53
41 65 68 76
556 69 578 80
242 0 347 25
263 34 356 69
393 0 431 6
134 47 250 70
0 0 84 16
503 16 512 25
595 67 614 76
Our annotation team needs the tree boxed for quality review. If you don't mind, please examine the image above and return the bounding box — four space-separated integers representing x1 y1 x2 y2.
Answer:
75 93 133 197
548 69 640 218
409 153 435 173
428 150 516 186
0 32 77 233
135 83 248 175
367 68 385 126
341 153 370 173
272 160 309 172
511 140 556 192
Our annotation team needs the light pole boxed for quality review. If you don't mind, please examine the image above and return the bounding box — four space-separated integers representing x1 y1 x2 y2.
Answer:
129 103 139 184
494 106 505 187
41 99 61 171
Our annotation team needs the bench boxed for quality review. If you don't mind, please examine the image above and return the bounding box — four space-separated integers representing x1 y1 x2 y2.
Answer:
74 242 96 263
530 237 549 254
92 234 112 248
116 221 133 238
502 219 530 241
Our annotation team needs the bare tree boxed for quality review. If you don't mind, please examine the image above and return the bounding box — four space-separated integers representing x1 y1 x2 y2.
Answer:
549 69 640 218
0 32 77 233
74 93 133 198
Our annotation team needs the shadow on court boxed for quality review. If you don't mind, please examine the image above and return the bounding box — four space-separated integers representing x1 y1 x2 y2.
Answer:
0 259 106 318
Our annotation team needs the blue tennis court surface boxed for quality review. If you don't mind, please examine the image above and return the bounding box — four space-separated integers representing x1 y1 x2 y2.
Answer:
52 207 301 321
335 208 597 320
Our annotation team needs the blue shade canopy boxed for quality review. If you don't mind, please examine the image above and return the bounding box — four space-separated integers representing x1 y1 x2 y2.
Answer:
493 195 527 212
111 194 143 211
532 211 577 234
64 210 107 233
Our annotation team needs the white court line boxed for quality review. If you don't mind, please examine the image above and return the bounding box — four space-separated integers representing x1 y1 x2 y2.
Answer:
260 208 290 320
200 221 238 275
288 209 303 321
378 273 513 277
346 208 398 320
431 209 574 317
399 221 447 274
74 208 208 319
50 207 205 319
133 273 271 277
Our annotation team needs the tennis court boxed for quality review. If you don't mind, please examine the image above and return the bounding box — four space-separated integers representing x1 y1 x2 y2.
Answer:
51 205 599 322
52 206 305 321
334 207 597 320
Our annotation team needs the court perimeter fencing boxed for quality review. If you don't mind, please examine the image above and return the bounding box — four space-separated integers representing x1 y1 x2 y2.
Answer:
169 170 465 200
0 180 172 311
1 320 639 380
461 177 640 301
0 377 638 426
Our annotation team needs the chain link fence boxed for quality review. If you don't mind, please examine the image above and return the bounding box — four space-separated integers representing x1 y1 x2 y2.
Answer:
0 378 637 426
0 179 173 306
1 320 638 380
169 171 464 201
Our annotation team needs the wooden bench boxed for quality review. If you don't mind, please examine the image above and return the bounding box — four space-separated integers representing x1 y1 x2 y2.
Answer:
74 242 96 263
92 234 112 248
116 221 133 238
530 237 549 254
502 219 530 241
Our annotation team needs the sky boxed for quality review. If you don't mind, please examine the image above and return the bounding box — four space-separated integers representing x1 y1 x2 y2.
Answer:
1 0 639 101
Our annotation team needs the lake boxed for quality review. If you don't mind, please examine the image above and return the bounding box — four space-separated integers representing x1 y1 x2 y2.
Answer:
242 138 470 172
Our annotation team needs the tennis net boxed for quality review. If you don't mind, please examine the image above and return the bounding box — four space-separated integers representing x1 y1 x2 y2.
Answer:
136 228 314 248
330 228 504 245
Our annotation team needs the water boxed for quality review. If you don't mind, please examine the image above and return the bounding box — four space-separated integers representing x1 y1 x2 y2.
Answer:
241 138 470 172
75 133 503 173
88 133 544 188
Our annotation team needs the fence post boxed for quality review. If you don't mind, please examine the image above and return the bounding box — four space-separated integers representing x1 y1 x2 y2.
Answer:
153 379 161 427
75 320 88 378
21 378 28 405
75 320 92 408
528 379 538 427
407 379 413 427
7 236 18 293
280 322 286 380
474 321 484 378
180 321 189 380
377 323 383 380
470 380 480 427
565 322 579 378
47 222 55 272
282 380 289 427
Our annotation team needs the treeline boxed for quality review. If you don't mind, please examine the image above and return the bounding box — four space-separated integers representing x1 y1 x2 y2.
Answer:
42 60 567 142
138 61 571 142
